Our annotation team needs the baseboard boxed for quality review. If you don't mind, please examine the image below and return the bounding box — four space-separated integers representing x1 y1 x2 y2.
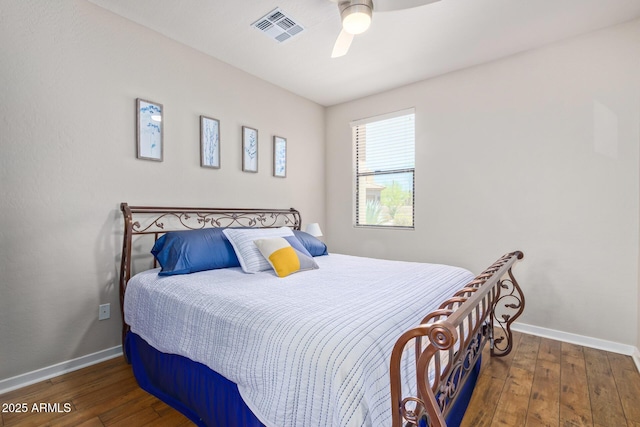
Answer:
633 347 640 374
512 322 639 363
0 345 123 396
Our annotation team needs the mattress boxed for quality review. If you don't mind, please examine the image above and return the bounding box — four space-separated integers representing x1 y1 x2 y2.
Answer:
124 253 475 427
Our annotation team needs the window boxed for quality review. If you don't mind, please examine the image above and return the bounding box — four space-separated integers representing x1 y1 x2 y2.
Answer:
353 109 415 228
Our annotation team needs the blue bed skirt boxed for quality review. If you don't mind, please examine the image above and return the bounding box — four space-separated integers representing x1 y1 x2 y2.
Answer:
125 332 480 427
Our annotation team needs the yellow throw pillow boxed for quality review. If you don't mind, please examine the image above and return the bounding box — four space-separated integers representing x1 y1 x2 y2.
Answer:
253 237 318 277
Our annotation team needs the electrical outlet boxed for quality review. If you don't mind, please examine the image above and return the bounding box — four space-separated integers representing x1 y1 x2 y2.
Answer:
99 303 110 321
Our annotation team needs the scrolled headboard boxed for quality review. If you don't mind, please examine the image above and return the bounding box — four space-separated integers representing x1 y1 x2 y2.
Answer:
118 202 302 347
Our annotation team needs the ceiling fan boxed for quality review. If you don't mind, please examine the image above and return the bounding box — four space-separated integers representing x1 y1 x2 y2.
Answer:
330 0 441 58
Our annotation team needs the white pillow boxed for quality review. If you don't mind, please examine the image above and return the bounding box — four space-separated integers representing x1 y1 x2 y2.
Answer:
222 227 295 273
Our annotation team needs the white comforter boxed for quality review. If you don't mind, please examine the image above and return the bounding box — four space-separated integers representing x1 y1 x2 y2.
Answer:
124 253 474 427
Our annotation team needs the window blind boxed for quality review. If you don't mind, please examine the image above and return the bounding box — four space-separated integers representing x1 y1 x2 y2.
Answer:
353 110 415 228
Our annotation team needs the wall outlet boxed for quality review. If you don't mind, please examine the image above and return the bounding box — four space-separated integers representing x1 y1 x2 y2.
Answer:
99 303 110 321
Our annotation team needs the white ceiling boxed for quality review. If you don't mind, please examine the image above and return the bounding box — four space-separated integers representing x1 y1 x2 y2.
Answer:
87 0 640 106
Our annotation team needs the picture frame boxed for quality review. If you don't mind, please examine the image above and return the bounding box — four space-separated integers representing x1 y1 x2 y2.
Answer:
136 98 163 161
200 115 220 168
242 126 258 173
273 136 287 178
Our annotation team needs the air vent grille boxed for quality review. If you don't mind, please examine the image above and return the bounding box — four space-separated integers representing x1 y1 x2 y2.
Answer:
252 8 305 43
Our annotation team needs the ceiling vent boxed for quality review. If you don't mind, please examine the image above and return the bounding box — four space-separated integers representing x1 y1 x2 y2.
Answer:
252 8 305 43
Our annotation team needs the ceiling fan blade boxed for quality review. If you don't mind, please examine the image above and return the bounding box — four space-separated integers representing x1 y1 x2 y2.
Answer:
331 29 354 58
374 0 440 12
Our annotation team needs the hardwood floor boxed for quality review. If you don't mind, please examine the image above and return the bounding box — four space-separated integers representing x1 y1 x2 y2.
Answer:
0 357 191 427
461 332 640 427
1 332 638 426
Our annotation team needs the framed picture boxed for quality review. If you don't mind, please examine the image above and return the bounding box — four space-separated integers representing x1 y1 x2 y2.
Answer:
136 98 163 161
242 126 258 172
200 116 220 168
273 136 287 178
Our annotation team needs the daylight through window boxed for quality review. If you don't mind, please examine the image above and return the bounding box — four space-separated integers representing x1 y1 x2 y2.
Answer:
353 109 415 228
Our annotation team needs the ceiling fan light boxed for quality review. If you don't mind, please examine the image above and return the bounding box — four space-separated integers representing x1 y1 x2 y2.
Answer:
341 2 372 35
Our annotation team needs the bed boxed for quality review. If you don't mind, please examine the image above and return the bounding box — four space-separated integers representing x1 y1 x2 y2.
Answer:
118 203 525 427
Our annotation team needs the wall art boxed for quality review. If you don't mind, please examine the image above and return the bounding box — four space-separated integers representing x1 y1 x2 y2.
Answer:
242 126 258 172
136 98 163 161
200 116 220 168
273 136 287 178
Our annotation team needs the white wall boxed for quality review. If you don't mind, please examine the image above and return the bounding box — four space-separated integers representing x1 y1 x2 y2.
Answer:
1 1 638 385
326 20 640 346
0 1 325 380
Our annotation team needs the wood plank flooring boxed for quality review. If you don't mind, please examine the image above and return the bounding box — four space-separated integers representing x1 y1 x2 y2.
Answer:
461 332 640 427
1 332 638 426
0 357 191 427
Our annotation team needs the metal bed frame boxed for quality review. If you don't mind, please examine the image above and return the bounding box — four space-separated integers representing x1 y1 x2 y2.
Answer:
118 203 525 427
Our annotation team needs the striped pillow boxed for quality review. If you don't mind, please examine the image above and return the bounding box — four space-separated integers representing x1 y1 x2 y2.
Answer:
222 227 295 273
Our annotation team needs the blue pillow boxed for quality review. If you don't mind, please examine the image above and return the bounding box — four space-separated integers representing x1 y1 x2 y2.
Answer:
292 230 328 256
284 235 313 258
151 228 240 276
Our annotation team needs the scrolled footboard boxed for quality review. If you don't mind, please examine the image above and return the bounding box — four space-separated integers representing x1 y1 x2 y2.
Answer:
390 251 524 427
